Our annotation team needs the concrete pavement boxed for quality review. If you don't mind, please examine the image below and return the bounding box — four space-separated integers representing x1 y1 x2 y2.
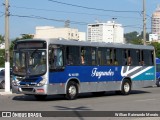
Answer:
0 89 13 95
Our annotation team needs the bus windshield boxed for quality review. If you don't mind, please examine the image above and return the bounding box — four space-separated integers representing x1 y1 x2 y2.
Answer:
13 49 47 76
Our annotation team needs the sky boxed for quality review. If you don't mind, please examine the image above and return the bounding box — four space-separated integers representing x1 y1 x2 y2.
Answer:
0 0 160 39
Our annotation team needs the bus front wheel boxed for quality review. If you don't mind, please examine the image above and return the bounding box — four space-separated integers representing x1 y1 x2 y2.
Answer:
121 79 131 95
65 81 78 100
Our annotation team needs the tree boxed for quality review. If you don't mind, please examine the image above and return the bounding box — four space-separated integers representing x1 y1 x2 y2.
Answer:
124 31 139 43
0 35 4 44
0 35 5 67
124 31 149 44
130 39 143 45
151 42 160 58
0 49 5 67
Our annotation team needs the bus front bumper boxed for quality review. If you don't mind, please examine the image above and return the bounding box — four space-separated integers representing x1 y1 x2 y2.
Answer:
12 85 47 95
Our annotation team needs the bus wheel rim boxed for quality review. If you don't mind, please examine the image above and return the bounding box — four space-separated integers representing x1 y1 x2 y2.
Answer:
69 85 76 96
124 83 130 93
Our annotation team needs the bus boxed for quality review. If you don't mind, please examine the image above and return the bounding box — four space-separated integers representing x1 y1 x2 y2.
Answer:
156 58 160 87
12 39 156 100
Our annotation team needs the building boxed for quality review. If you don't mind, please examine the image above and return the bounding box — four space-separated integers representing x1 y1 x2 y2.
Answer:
87 21 124 43
151 5 160 41
0 43 5 49
149 34 158 42
34 26 86 41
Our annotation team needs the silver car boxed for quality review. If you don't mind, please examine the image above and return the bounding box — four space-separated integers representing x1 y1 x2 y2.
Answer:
0 69 12 89
0 69 5 89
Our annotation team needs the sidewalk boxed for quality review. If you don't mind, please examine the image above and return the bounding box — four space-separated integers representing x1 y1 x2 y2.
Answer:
0 89 13 95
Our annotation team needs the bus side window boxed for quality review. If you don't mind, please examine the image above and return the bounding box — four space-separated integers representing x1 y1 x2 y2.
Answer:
66 46 80 65
143 50 154 66
81 47 97 65
106 48 111 65
98 47 106 65
49 45 64 70
91 47 97 65
129 49 139 66
122 49 128 66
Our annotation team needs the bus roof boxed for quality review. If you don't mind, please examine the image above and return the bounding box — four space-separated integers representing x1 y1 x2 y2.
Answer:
16 38 154 50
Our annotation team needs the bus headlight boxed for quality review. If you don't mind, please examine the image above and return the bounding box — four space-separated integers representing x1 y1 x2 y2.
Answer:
12 77 20 86
37 78 47 86
12 80 20 86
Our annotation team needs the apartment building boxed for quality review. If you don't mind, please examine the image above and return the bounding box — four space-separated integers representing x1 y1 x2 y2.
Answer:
34 26 86 41
151 5 160 40
87 21 124 43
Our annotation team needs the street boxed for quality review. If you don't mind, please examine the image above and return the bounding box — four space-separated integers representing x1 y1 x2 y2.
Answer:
0 86 160 120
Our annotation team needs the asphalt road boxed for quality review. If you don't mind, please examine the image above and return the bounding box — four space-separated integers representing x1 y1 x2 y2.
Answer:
0 87 160 120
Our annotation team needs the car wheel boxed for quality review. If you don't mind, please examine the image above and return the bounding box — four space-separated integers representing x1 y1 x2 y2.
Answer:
0 80 5 89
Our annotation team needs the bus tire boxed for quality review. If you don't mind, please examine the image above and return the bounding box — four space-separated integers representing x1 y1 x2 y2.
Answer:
65 81 78 100
121 79 131 95
34 95 47 101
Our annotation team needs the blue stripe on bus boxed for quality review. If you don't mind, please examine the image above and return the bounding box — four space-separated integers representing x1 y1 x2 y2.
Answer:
49 66 155 83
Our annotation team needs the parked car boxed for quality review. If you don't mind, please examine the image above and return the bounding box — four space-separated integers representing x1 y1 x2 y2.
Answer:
0 69 12 89
0 69 5 89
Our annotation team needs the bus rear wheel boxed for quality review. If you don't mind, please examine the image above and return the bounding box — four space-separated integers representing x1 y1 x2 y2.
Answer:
121 79 131 95
65 81 78 100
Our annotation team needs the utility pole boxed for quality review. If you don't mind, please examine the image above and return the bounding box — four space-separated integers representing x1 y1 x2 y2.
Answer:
5 0 10 93
143 0 146 45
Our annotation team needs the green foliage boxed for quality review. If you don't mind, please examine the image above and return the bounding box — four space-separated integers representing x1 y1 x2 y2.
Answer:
130 39 143 45
0 49 5 67
0 35 5 67
124 31 139 43
0 35 4 44
124 31 149 44
151 42 160 58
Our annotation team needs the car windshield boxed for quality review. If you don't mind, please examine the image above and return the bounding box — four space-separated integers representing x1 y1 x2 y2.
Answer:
13 49 47 76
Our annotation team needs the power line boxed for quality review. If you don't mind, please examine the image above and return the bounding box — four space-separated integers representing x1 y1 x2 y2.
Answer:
123 25 143 29
11 5 142 20
10 14 88 25
48 0 141 13
10 13 144 30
